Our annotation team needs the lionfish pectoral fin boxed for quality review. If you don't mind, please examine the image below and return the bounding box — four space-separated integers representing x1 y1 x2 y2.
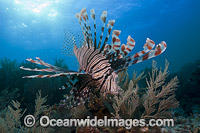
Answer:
21 57 77 78
20 66 57 73
126 41 167 66
110 40 166 70
129 38 155 60
20 57 69 73
22 72 83 79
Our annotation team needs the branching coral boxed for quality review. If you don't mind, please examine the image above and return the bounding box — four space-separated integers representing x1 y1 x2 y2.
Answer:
112 80 139 119
111 68 144 119
0 60 180 132
0 90 54 133
142 60 179 119
0 100 26 132
117 68 144 90
112 60 179 121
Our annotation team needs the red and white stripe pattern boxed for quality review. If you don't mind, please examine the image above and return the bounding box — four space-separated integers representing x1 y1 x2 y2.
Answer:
111 30 121 51
126 41 167 66
102 30 121 57
97 11 107 49
75 13 86 39
73 43 120 96
99 20 115 52
22 72 83 79
90 9 97 48
103 31 135 61
20 57 68 73
129 38 155 61
21 8 167 109
20 57 81 79
80 8 93 46
121 35 135 56
20 66 57 72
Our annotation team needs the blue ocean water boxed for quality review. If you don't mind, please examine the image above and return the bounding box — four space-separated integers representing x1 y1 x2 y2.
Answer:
0 1 200 132
0 0 200 73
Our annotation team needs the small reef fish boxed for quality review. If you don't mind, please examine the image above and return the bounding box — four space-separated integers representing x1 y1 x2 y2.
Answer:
20 8 167 109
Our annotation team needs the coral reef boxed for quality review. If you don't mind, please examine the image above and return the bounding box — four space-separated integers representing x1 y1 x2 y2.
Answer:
111 60 179 120
56 60 179 132
0 90 54 133
1 58 200 132
142 60 179 119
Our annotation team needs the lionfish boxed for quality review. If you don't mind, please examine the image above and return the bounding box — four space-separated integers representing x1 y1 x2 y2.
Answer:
20 8 166 109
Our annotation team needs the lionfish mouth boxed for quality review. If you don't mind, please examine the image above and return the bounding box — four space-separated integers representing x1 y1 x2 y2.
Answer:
20 8 167 109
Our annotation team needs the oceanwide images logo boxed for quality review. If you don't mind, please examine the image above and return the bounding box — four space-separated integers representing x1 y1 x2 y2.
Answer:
24 115 174 129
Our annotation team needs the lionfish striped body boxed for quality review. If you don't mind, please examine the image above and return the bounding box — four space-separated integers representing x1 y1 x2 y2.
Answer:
20 8 167 109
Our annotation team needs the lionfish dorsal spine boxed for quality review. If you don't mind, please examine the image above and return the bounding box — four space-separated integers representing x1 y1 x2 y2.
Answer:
90 9 97 49
80 8 94 46
97 11 107 49
100 20 115 52
75 13 89 46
